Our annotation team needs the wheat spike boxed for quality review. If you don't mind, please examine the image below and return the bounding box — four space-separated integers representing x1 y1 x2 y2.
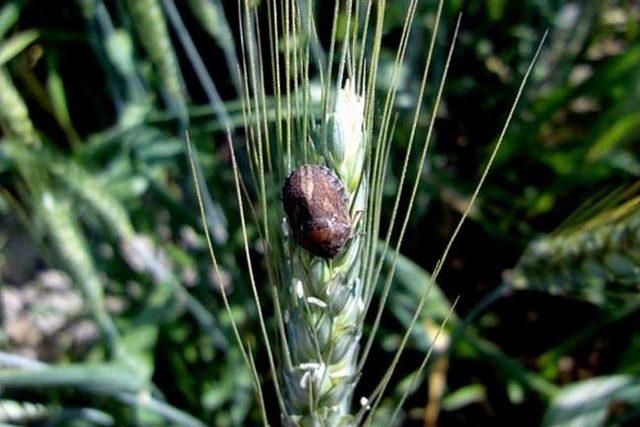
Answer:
510 194 640 305
0 68 39 147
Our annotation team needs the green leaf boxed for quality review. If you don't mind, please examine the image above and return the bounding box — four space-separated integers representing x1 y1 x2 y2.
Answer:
46 54 80 146
442 383 486 411
587 112 640 162
0 1 23 38
105 29 137 78
0 363 145 394
386 249 457 351
0 29 38 66
542 375 640 427
0 399 114 426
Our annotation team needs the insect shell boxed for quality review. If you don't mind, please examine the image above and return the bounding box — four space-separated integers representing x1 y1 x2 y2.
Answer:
282 165 352 259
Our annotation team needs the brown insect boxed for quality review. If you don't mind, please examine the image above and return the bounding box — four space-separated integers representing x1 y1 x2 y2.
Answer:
282 165 351 259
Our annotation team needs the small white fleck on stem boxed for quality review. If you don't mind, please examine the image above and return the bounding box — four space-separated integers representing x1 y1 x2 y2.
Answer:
294 280 304 299
306 297 328 308
359 396 371 410
300 371 310 389
298 362 321 370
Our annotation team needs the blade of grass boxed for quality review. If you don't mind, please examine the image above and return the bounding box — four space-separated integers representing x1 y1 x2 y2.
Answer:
187 0 243 94
161 0 232 131
0 364 144 394
0 30 39 67
0 1 24 38
0 351 206 427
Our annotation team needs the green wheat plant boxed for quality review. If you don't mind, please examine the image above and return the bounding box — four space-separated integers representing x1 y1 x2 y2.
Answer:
0 4 226 424
185 0 546 425
0 69 39 148
510 185 640 306
124 0 187 124
0 0 551 425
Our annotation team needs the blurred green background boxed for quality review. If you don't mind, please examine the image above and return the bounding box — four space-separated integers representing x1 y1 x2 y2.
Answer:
1 0 639 426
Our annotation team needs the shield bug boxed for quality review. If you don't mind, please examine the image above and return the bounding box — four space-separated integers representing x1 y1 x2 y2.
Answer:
282 165 351 259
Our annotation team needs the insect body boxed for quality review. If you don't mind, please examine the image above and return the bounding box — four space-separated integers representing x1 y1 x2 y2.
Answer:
282 165 351 259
